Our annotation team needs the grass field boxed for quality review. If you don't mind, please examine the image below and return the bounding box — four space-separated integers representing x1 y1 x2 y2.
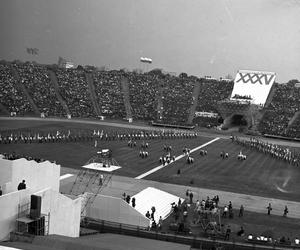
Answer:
1 119 300 202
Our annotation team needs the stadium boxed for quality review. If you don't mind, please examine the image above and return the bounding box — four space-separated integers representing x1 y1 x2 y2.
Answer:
1 1 300 250
1 59 300 249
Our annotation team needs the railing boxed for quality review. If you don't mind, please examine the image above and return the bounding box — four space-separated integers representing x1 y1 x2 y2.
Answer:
83 218 300 250
151 122 195 130
263 134 300 142
15 202 50 237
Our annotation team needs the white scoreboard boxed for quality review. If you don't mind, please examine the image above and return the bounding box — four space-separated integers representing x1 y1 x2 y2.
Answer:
230 70 276 106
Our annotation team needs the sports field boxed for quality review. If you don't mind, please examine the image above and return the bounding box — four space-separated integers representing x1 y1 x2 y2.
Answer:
1 118 300 202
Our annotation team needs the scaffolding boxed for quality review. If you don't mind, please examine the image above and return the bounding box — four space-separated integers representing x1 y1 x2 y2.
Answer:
198 209 222 236
15 202 49 237
69 149 118 224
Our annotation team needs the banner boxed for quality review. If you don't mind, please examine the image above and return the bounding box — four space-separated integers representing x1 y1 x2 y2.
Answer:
230 70 276 106
195 112 218 118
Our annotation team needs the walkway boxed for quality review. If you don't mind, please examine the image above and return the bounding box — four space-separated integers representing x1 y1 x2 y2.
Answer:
60 169 300 219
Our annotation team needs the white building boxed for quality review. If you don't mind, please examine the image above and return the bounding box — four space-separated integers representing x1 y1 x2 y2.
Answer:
0 156 82 241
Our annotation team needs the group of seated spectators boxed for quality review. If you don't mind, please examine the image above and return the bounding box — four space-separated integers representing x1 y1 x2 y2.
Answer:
55 68 95 118
1 60 299 138
127 72 159 121
1 152 46 163
258 83 300 138
287 115 300 138
14 62 65 116
0 62 33 115
160 75 196 125
196 80 233 117
93 70 127 119
194 79 233 127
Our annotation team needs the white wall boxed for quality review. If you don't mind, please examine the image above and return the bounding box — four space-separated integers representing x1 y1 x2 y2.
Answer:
0 189 31 241
0 159 13 194
85 193 150 229
0 158 80 241
34 188 82 238
0 188 81 241
0 158 60 195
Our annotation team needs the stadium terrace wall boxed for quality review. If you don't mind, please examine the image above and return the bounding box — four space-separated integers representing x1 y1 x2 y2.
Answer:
85 219 300 250
151 122 195 130
263 134 300 142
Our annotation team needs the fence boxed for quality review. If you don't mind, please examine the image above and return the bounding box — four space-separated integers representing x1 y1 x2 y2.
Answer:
83 217 300 250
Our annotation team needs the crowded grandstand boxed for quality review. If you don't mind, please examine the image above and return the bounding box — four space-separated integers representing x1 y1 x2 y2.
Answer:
0 60 299 139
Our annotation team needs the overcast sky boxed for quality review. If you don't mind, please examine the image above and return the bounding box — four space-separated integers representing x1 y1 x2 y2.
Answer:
0 0 299 82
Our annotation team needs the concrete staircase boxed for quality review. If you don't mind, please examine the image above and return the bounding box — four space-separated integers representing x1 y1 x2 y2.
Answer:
85 72 101 117
187 81 201 124
264 84 277 109
288 110 300 127
156 79 164 121
10 66 40 115
48 70 70 115
120 77 132 119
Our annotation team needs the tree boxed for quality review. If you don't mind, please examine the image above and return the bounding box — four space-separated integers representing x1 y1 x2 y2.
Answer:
179 72 188 78
149 68 163 76
287 79 299 87
77 65 84 70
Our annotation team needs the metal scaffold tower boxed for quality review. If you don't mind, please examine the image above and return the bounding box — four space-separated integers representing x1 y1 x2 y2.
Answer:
69 149 119 222
199 209 222 237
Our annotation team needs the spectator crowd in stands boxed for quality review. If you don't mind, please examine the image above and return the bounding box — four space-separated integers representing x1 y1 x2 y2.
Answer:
55 68 94 118
258 83 300 138
93 70 126 119
160 74 196 125
0 62 33 115
15 62 64 116
0 60 299 139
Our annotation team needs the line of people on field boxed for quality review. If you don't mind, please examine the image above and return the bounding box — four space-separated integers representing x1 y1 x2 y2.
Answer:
0 129 198 145
233 136 300 166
